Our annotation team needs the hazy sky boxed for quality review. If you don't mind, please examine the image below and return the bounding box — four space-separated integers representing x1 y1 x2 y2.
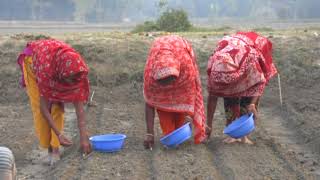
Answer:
0 0 319 22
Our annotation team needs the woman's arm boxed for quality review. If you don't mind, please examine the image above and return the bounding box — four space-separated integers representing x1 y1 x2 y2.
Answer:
250 96 260 105
73 101 92 154
145 103 155 135
247 96 260 125
206 94 218 138
40 96 61 136
144 103 155 149
40 96 72 146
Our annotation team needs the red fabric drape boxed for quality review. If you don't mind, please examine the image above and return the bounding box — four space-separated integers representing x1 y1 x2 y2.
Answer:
207 32 277 97
144 35 206 144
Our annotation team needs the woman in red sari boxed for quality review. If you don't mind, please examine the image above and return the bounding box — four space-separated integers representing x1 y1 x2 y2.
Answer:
206 32 278 144
143 35 206 149
17 39 92 163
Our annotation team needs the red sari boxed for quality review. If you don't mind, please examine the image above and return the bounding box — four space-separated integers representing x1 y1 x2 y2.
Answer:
19 39 89 102
144 35 206 144
207 32 277 97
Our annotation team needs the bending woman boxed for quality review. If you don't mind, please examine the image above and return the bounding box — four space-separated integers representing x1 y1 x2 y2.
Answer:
143 35 206 149
17 39 92 163
206 32 278 144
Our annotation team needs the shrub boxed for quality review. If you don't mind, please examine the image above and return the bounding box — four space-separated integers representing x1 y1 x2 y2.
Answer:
156 9 192 32
132 21 159 33
132 9 192 33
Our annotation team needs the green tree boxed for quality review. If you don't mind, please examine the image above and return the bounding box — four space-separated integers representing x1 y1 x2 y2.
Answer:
157 9 192 32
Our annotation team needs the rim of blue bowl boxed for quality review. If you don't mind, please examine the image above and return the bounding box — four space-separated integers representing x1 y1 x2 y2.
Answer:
165 133 192 148
160 122 191 141
89 134 127 142
223 113 254 134
229 125 255 138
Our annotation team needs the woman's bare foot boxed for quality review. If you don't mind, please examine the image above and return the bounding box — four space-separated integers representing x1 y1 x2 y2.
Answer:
50 153 60 166
240 136 254 145
223 137 241 144
48 147 60 166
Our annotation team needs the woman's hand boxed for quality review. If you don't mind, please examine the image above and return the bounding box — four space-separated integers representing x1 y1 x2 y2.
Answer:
58 134 73 147
143 134 154 150
73 101 92 155
80 134 92 155
246 104 259 125
205 125 212 139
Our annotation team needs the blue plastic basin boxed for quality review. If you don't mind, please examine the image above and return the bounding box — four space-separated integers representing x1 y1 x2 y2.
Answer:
223 113 255 138
90 134 126 152
160 122 192 148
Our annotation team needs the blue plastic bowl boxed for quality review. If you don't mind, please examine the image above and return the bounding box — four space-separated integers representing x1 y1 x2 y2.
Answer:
223 113 255 138
89 134 126 152
160 122 192 148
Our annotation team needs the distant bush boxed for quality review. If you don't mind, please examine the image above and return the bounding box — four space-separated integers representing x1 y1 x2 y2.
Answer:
132 9 192 33
132 21 159 33
157 9 192 32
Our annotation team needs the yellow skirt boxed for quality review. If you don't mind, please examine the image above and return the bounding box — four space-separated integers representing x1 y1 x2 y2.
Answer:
23 56 64 149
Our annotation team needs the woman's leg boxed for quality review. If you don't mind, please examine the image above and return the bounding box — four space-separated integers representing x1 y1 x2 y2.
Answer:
174 113 186 129
157 110 177 135
223 97 242 143
239 97 260 145
223 97 241 126
48 103 64 165
23 56 51 149
50 103 64 150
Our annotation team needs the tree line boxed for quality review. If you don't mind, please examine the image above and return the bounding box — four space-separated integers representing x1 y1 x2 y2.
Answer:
1 0 320 22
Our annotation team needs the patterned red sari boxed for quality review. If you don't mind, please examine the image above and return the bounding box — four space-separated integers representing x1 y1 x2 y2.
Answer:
20 39 89 102
207 32 277 97
144 35 206 144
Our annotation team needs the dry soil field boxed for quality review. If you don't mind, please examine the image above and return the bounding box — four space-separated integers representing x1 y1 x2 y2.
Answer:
0 28 319 180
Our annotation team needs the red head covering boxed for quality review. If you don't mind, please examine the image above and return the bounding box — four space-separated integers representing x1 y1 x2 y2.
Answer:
144 35 206 144
28 39 89 102
207 32 277 97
